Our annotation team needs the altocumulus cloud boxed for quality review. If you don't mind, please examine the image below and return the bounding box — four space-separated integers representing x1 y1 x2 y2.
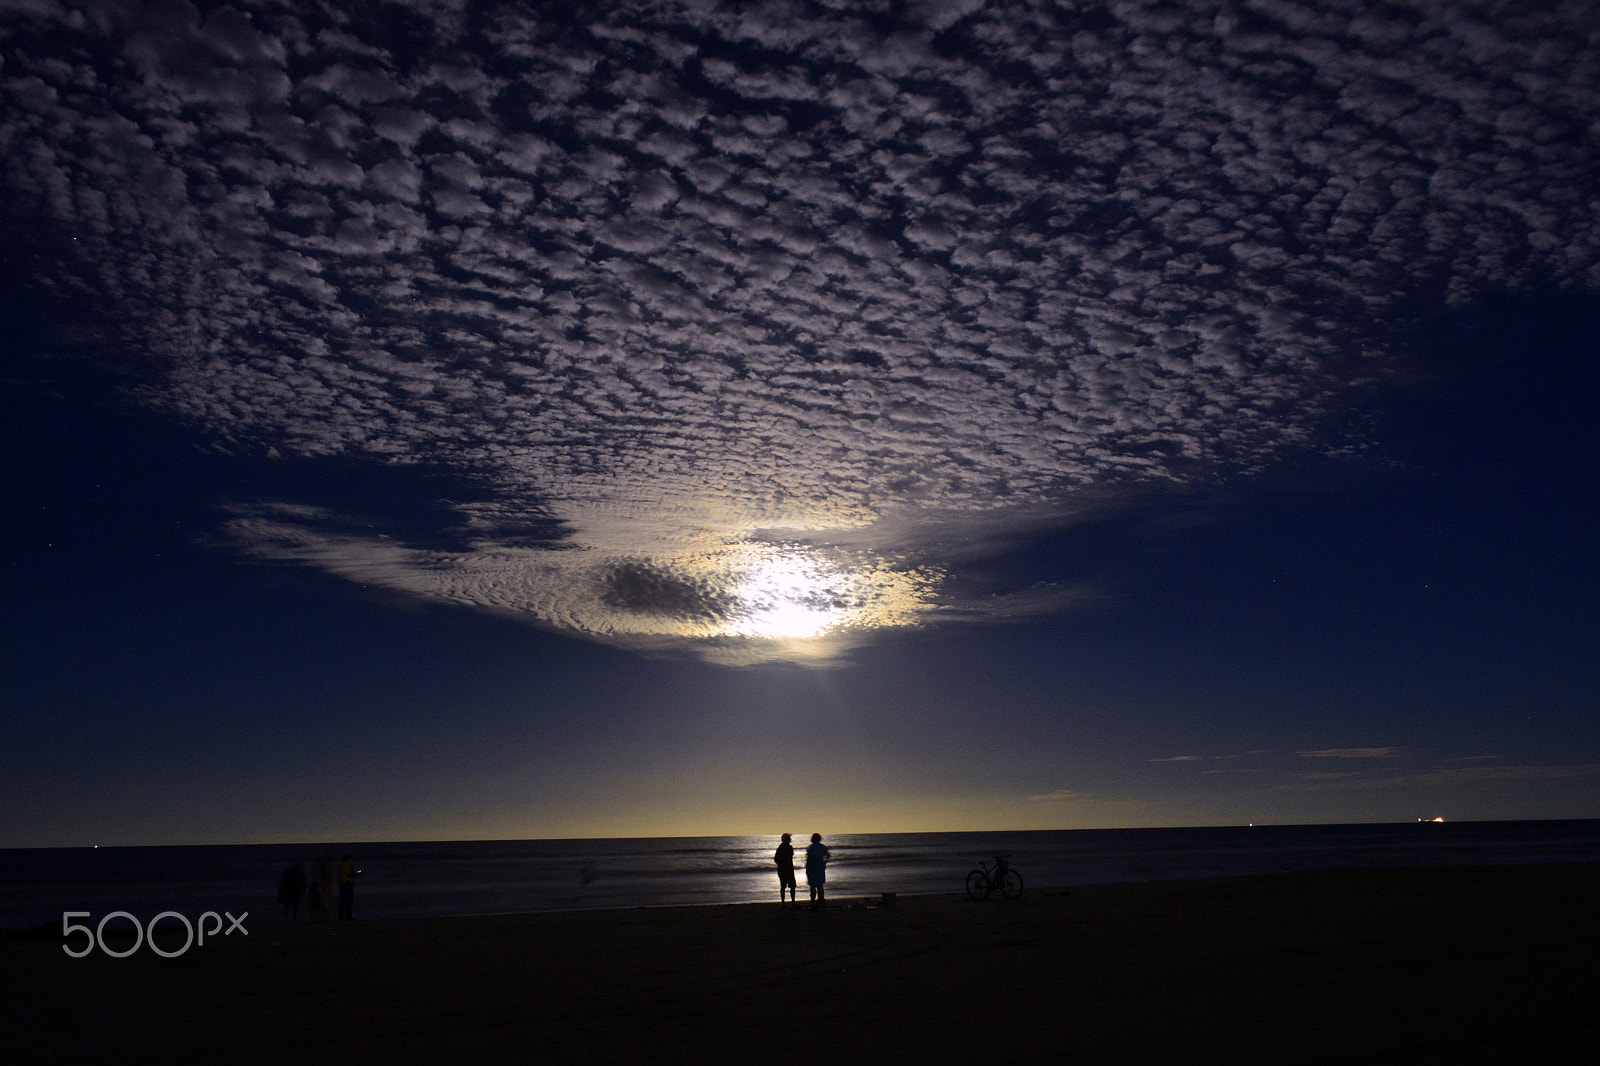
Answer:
1297 748 1402 759
4 0 1598 662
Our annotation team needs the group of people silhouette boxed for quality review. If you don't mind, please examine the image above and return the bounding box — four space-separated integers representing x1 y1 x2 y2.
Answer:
773 832 830 909
277 840 826 918
277 853 360 921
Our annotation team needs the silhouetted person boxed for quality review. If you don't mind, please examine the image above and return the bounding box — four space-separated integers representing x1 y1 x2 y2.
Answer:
306 873 325 921
278 862 306 921
774 833 797 907
337 853 360 920
313 856 335 921
805 833 830 908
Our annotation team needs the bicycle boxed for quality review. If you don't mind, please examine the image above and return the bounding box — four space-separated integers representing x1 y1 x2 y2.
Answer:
965 854 1024 900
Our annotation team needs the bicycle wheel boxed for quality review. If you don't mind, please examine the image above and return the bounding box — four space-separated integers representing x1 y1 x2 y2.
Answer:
965 870 991 900
999 869 1023 899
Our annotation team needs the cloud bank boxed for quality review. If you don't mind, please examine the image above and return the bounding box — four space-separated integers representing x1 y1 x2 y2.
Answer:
4 0 1597 660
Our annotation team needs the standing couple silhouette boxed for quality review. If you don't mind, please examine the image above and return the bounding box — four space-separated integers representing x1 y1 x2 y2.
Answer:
773 832 830 908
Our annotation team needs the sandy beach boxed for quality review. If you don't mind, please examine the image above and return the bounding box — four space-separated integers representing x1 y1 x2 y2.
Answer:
9 863 1597 1063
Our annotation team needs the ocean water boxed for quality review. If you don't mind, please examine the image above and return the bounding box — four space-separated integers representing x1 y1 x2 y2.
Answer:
3 820 1597 929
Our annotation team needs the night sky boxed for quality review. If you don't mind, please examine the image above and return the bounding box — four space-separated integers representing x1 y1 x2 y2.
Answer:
3 0 1597 847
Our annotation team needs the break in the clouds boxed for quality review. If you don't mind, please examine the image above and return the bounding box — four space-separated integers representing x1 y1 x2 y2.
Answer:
4 0 1598 661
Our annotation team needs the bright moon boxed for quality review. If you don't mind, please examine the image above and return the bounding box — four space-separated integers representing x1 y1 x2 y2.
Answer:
732 555 846 640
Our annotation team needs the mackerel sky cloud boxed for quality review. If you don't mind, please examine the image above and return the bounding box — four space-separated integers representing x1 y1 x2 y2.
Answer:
4 0 1597 663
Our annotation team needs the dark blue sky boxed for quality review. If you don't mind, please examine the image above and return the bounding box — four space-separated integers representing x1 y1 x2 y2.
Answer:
6 292 1594 844
3 0 1597 845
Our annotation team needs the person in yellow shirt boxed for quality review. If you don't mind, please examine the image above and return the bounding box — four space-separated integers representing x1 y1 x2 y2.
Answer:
337 853 360 920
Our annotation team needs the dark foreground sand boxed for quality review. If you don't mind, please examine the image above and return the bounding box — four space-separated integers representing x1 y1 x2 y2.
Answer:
9 864 1597 1064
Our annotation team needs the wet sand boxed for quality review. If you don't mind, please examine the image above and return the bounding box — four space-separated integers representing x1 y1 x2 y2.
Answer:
9 863 1597 1063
